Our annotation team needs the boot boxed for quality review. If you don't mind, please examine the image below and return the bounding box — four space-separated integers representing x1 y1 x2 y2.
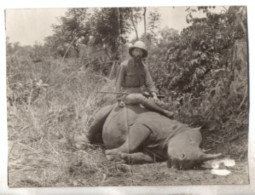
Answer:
141 97 174 118
163 110 174 118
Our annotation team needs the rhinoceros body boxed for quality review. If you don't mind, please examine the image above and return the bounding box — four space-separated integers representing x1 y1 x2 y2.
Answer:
88 104 221 170
102 104 149 148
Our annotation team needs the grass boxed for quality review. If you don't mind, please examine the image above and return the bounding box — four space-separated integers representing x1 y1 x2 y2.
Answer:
7 55 126 187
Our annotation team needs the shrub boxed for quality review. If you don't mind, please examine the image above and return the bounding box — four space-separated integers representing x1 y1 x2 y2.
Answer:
147 7 248 158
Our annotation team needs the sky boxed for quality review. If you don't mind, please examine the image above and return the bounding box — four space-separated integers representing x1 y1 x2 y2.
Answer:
5 8 67 45
5 6 227 46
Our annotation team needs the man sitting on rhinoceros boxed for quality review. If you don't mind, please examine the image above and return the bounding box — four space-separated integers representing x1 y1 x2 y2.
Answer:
87 41 222 170
115 40 174 118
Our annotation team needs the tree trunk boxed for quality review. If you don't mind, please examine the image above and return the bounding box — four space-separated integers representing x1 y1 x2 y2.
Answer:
61 37 76 63
116 8 122 60
143 7 147 35
131 9 139 40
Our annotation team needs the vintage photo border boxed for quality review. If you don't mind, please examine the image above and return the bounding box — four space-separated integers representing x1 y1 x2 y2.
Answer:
1 0 254 194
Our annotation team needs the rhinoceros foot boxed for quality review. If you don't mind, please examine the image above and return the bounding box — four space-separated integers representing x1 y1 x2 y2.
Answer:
120 152 155 164
105 149 125 163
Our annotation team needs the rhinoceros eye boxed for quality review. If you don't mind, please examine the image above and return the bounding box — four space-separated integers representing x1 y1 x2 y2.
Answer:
188 136 195 143
180 153 185 159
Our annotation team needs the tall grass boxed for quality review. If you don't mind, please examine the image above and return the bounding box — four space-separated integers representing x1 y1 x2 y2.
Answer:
7 54 129 187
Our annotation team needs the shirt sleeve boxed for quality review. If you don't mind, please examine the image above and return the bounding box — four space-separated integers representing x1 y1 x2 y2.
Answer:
115 62 126 93
143 64 157 93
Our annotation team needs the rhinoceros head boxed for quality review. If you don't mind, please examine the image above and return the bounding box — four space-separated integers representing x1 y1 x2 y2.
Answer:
167 127 221 170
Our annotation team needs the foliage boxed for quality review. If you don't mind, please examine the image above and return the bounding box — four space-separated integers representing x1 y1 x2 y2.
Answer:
7 50 119 187
148 9 161 36
147 6 248 157
44 8 161 60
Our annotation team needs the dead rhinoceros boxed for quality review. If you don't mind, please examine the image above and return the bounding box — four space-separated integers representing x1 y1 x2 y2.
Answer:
87 104 221 170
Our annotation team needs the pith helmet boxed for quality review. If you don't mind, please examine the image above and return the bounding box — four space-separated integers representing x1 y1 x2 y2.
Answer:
129 41 148 58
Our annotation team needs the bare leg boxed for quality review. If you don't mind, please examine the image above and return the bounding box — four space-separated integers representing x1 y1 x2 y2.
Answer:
105 124 151 156
125 94 174 118
120 152 155 164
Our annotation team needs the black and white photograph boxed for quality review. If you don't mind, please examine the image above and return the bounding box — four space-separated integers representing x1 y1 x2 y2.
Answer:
2 3 253 193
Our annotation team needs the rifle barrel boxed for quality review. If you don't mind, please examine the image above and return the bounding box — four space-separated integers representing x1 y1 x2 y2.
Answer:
97 91 127 94
97 91 165 98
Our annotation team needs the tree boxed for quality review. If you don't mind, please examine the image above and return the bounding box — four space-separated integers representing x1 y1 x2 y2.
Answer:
148 6 248 129
44 7 162 62
143 8 147 35
148 9 160 36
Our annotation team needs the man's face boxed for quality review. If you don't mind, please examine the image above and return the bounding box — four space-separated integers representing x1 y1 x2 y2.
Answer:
132 48 143 60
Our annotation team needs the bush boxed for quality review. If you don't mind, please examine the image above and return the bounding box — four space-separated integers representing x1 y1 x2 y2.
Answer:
7 45 119 186
147 7 248 158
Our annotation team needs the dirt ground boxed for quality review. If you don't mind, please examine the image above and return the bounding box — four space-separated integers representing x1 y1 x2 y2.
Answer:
8 139 249 187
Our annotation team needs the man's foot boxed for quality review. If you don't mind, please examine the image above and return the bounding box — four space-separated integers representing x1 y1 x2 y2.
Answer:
164 110 174 118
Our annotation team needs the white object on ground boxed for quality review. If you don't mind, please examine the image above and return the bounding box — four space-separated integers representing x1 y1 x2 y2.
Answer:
210 158 235 176
211 169 231 176
223 159 235 167
211 158 236 169
211 161 220 169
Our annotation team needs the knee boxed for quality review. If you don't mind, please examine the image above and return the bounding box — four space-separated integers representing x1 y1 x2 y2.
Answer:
125 93 145 104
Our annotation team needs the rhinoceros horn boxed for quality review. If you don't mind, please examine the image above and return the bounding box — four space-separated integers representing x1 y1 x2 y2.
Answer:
200 152 222 161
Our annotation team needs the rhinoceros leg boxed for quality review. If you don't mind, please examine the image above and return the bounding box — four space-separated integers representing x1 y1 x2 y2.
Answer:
87 104 115 144
105 124 151 156
119 152 154 164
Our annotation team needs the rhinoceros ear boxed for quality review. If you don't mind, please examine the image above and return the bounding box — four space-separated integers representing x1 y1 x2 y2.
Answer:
192 127 201 132
201 153 222 161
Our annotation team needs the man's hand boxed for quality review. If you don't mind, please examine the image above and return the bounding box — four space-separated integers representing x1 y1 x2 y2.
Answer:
116 94 122 101
118 100 125 108
152 92 159 101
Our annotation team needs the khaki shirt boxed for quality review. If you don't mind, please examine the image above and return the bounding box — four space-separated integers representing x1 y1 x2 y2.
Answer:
116 58 157 94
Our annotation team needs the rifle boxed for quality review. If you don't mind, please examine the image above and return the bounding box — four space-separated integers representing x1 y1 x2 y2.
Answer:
97 91 165 98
